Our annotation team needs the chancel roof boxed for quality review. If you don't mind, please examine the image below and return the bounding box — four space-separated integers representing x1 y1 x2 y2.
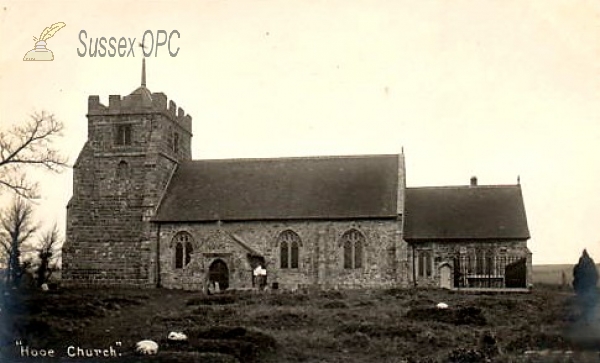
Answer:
403 185 530 241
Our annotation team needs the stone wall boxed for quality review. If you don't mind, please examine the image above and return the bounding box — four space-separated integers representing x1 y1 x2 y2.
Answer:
157 219 409 291
62 91 191 287
411 240 531 288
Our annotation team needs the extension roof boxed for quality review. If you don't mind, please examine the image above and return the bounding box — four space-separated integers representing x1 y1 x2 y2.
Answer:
403 185 530 241
154 154 401 222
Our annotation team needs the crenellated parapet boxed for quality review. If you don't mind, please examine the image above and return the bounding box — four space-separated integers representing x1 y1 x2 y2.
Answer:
87 90 192 134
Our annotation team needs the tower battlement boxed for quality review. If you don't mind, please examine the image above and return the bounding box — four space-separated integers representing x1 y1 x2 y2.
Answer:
87 59 192 134
87 92 192 134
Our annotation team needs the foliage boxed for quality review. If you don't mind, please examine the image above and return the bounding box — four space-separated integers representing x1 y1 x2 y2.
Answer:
0 111 67 198
0 197 38 288
572 249 598 296
23 222 63 287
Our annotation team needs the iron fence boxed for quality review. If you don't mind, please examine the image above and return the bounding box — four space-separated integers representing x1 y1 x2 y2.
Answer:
453 255 527 288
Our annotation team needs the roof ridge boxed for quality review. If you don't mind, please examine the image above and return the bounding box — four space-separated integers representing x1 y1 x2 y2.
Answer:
179 154 400 163
407 184 521 190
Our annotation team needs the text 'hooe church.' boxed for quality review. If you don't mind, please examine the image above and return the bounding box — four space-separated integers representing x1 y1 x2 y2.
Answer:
61 61 532 292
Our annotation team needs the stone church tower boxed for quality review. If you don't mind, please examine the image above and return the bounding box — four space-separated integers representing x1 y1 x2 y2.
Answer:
62 60 193 286
62 61 531 291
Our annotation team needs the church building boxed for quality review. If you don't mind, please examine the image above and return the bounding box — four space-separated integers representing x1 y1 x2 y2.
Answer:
61 62 532 291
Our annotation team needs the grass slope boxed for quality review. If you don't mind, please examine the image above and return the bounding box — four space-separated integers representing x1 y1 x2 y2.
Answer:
1 286 599 362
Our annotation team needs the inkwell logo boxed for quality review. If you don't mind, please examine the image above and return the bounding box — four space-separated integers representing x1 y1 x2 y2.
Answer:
23 22 66 61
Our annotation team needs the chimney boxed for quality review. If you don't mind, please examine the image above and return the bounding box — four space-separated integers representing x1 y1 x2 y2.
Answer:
470 176 478 186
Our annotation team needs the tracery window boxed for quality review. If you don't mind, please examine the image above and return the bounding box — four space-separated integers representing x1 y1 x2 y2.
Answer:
278 230 301 269
173 232 193 269
341 229 364 269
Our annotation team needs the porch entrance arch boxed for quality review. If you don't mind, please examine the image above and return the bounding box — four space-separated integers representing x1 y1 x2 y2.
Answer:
208 259 229 290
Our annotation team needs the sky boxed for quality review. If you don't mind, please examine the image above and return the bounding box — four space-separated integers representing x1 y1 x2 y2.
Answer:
0 0 599 265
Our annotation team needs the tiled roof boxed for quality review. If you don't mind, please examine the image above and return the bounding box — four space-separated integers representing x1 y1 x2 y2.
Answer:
404 185 530 240
154 154 400 222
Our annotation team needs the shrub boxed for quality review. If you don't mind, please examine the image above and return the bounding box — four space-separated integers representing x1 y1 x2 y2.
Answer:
572 249 598 296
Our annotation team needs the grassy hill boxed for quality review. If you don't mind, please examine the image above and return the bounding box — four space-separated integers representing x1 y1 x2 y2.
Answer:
2 285 599 362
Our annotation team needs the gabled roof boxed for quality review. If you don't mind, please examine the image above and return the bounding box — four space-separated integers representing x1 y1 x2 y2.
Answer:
154 154 400 222
404 185 530 241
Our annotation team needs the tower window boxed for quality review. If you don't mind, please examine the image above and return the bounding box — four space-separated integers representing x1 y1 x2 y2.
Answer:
167 126 173 150
117 160 129 180
116 125 132 145
173 132 179 153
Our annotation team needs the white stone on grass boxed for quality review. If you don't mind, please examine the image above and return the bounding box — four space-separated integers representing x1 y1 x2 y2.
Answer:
135 340 158 355
436 302 448 309
168 331 188 341
41 283 49 291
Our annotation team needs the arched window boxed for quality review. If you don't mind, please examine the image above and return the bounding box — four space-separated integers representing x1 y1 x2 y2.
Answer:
185 242 193 265
175 243 184 269
343 240 352 269
278 230 301 269
354 239 363 269
280 241 288 269
173 232 193 269
341 229 365 269
291 240 299 269
116 160 129 180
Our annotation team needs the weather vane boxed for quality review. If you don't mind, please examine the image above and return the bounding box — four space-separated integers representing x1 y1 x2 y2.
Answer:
138 41 148 56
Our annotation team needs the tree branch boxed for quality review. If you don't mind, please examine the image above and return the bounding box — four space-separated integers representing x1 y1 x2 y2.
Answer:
0 111 68 199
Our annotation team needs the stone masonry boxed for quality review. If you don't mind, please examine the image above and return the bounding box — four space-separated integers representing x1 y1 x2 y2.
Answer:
413 241 532 288
158 219 409 291
61 81 193 287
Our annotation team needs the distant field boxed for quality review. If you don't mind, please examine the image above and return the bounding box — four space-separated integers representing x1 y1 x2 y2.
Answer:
532 264 600 286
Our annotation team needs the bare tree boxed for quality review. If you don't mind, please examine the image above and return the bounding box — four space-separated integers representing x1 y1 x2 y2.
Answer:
30 222 62 286
0 197 38 287
0 111 68 198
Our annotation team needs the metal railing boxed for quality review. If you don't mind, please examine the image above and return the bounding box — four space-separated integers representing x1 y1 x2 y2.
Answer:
453 255 527 288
